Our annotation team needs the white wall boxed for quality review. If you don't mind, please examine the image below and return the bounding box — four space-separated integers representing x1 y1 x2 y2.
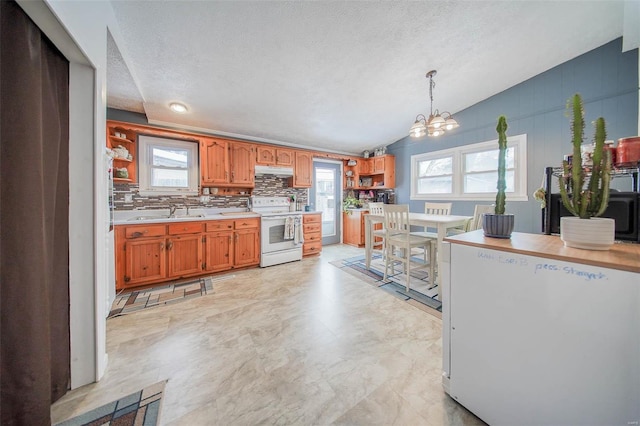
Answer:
17 0 130 387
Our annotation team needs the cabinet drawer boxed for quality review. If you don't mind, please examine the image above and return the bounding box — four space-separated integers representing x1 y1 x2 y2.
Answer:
124 224 166 239
303 241 322 256
234 218 259 229
303 214 321 223
168 222 204 235
205 220 234 232
303 223 321 233
304 232 321 243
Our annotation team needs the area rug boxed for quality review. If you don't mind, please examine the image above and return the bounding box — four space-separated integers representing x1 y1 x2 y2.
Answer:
330 254 442 318
54 380 166 426
108 274 233 318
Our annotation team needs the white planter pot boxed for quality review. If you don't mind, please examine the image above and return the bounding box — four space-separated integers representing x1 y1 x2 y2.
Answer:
560 216 615 250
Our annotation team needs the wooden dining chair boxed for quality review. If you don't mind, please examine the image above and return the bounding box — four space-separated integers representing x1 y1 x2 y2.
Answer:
382 204 435 292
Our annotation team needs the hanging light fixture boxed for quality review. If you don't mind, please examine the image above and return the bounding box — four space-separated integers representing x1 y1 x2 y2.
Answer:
410 70 459 137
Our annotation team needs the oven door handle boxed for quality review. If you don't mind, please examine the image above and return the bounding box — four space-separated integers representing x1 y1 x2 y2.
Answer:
261 216 301 221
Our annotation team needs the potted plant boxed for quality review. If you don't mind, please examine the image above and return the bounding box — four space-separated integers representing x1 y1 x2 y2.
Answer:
558 93 614 250
482 115 515 238
342 193 362 215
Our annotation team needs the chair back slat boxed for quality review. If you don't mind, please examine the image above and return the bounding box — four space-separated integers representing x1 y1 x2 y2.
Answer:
424 202 452 216
368 202 385 215
383 204 410 235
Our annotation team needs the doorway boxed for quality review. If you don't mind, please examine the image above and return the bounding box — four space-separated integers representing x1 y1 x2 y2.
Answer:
310 160 342 245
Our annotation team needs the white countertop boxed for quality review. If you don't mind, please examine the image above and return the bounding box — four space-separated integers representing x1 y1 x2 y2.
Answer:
113 208 259 225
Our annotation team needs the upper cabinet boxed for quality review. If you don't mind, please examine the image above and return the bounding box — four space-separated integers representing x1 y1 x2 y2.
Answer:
201 139 255 187
107 123 138 183
201 138 230 184
292 151 313 188
256 146 294 167
229 142 255 186
344 154 395 189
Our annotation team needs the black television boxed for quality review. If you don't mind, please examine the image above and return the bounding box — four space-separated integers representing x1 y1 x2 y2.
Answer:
545 192 639 242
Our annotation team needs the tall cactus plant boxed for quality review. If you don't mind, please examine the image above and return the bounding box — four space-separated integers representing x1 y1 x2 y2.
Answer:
495 115 508 215
558 94 611 219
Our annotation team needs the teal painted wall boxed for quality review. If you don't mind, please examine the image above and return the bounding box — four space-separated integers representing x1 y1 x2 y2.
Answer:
387 38 639 234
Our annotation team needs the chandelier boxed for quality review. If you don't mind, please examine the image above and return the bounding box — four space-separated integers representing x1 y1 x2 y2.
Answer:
410 70 459 137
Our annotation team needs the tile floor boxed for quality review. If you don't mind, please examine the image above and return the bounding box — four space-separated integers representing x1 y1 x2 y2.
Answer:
51 244 485 425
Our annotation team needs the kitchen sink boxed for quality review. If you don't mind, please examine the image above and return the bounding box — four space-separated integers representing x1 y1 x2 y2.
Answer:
175 214 206 218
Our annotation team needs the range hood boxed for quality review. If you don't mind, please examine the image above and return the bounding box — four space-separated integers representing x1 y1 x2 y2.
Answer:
254 165 294 177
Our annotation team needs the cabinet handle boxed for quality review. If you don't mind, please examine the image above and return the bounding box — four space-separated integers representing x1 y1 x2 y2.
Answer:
167 240 173 250
160 242 164 250
124 276 130 282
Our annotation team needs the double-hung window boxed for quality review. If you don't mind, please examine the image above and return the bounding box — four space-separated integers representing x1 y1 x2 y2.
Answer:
411 134 527 201
138 135 199 196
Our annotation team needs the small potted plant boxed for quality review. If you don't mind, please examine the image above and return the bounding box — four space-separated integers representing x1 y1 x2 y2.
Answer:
482 115 515 238
557 94 613 250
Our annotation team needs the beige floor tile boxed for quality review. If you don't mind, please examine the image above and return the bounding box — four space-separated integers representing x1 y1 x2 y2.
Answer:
51 244 485 425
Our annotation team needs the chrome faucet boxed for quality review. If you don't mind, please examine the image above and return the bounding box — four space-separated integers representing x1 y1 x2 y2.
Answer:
169 204 178 218
185 204 191 216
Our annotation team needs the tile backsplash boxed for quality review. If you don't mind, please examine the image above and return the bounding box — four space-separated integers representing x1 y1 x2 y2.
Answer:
112 175 308 211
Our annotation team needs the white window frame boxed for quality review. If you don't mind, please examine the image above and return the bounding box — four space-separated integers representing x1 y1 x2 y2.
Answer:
411 133 528 201
138 135 200 196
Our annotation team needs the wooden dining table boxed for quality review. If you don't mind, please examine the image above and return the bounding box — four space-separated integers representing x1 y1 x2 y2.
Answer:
363 212 472 286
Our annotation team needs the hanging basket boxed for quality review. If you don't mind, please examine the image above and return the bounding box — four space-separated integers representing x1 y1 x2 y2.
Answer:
560 216 615 250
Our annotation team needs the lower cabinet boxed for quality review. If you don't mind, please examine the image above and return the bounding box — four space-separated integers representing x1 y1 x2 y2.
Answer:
303 213 322 256
116 218 260 290
343 210 368 247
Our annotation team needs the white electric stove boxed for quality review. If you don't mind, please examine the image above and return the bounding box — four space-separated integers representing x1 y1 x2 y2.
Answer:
251 196 303 267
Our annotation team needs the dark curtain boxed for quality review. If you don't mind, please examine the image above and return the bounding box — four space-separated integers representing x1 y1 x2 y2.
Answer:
1 1 70 424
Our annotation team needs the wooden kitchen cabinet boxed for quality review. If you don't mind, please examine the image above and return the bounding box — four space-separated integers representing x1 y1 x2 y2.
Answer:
233 218 260 266
292 151 313 188
115 218 260 290
201 138 230 184
372 156 386 173
256 146 294 167
230 142 255 185
167 222 204 278
343 210 367 247
204 230 233 272
302 213 322 256
358 155 395 189
123 237 167 287
200 139 255 187
358 159 371 175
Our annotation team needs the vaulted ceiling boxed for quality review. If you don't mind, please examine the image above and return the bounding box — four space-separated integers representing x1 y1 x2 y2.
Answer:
107 1 628 155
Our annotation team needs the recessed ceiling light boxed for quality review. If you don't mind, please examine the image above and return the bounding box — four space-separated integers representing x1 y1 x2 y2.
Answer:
169 102 188 113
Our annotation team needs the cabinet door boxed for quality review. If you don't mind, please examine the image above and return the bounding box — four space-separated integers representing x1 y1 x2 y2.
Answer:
167 235 203 278
201 138 230 184
373 157 385 173
124 238 167 286
276 148 294 166
358 159 371 175
293 151 313 187
256 146 276 165
230 143 255 185
234 228 260 266
343 211 363 247
204 231 234 272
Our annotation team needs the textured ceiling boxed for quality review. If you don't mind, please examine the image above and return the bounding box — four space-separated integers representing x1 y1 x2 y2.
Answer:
107 1 625 154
